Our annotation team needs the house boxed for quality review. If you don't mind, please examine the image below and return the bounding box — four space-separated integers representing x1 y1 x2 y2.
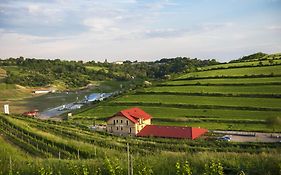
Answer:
106 107 152 135
106 107 208 139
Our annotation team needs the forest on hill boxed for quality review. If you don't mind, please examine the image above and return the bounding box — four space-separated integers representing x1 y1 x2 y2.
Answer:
0 56 218 88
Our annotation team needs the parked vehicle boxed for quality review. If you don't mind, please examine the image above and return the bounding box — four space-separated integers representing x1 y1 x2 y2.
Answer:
217 136 231 141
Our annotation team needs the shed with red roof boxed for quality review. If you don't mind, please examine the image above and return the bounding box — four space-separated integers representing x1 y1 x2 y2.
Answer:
136 125 208 140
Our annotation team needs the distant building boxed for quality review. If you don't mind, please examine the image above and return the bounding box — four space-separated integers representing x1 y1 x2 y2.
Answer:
113 61 124 65
106 107 208 139
22 110 39 117
33 90 50 94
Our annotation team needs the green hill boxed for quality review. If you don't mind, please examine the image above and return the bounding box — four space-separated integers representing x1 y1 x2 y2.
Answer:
75 59 281 132
0 114 280 174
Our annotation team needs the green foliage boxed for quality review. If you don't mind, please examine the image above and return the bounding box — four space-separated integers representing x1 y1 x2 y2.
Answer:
104 157 124 175
0 56 219 87
176 161 192 175
203 160 224 175
135 161 153 175
233 52 268 62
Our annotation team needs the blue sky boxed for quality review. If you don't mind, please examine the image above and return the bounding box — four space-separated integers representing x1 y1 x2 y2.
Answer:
0 0 280 62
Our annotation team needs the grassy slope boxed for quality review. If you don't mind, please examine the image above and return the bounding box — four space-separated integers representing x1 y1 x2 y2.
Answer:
162 77 281 85
76 60 281 132
178 65 281 79
199 58 281 71
143 85 281 94
0 83 31 100
1 115 280 174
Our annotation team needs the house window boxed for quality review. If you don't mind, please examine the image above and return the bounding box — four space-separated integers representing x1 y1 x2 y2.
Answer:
121 120 123 123
113 120 115 125
126 120 129 125
116 120 118 123
129 128 131 133
117 126 119 130
121 127 123 131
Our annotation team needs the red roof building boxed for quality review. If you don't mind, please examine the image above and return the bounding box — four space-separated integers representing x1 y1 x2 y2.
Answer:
106 107 208 139
136 125 208 140
106 107 152 135
115 107 152 124
22 110 39 117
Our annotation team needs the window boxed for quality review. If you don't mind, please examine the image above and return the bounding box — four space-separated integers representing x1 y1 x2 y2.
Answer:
129 128 131 133
121 120 123 123
113 120 115 125
116 120 118 123
116 126 119 130
121 127 123 131
126 120 129 125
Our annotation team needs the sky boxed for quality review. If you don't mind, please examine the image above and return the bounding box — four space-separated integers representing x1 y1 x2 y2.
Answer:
0 0 281 62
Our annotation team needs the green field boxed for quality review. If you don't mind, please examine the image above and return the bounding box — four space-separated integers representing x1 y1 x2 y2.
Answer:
74 105 280 121
85 66 109 72
143 85 281 95
199 59 281 71
162 77 281 85
114 94 281 109
178 65 281 79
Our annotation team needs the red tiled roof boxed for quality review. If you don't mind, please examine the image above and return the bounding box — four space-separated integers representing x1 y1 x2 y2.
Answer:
136 125 208 139
108 107 152 124
23 111 38 116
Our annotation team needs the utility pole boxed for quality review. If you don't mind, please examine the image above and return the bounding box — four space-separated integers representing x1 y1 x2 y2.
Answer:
130 154 133 175
127 143 130 175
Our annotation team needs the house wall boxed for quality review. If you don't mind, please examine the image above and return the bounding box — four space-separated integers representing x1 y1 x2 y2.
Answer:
136 118 151 133
106 116 137 135
106 116 151 135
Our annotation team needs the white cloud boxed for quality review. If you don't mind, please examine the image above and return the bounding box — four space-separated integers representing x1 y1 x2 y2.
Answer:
266 25 281 31
83 18 115 31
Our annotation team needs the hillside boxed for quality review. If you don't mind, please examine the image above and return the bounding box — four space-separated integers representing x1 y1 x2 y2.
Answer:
0 57 218 88
75 57 281 132
1 54 281 175
0 114 280 174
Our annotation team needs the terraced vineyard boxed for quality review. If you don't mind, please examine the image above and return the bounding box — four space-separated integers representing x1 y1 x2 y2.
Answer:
75 59 281 132
1 56 281 174
0 114 280 174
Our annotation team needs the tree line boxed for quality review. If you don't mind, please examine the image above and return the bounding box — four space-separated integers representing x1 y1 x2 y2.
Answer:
0 56 219 88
